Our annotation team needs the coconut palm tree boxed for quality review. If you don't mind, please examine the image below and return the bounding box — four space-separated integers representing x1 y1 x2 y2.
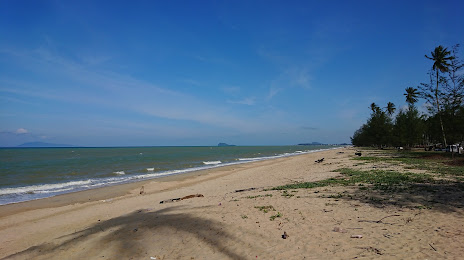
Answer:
404 87 419 107
370 102 380 113
385 102 396 117
425 45 455 146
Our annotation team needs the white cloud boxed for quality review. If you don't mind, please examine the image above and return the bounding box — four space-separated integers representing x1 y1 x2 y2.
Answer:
15 128 28 134
266 67 312 100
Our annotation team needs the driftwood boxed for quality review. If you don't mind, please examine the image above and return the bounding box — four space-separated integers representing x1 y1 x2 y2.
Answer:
159 194 204 204
315 158 325 163
235 187 258 193
355 152 362 156
358 214 401 224
356 246 383 255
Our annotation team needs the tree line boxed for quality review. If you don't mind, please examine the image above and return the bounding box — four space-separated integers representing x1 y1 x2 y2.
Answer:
351 44 464 148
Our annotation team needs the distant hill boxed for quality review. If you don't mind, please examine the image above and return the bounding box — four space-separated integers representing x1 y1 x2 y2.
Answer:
17 142 75 148
298 142 325 145
218 143 236 147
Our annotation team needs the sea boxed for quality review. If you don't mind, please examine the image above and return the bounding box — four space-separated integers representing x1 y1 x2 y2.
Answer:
0 145 338 205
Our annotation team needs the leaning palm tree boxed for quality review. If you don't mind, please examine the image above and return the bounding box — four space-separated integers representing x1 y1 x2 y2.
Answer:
385 102 396 117
425 45 455 147
370 102 380 113
404 87 419 108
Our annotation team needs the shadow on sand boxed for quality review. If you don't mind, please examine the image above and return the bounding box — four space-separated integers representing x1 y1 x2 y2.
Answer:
5 206 245 259
336 180 464 214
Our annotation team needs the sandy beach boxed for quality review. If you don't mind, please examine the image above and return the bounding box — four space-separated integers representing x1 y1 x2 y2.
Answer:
1 147 463 259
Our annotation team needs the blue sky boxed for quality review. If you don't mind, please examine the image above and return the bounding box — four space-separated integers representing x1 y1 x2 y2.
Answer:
1 0 463 146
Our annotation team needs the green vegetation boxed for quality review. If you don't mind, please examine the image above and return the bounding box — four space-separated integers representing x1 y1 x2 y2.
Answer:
351 44 463 148
273 149 463 213
281 190 294 197
275 168 435 192
246 194 273 199
353 151 464 176
255 205 275 213
269 212 282 221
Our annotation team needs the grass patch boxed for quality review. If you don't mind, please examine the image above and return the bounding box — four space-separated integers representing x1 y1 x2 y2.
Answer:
273 177 351 190
255 205 275 213
353 150 464 176
281 190 294 197
274 168 435 192
246 194 273 199
269 212 282 221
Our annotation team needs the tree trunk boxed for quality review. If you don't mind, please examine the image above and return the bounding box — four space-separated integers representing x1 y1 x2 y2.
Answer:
436 70 447 147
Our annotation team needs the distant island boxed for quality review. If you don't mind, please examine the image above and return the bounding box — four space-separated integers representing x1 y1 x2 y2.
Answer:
218 143 236 147
298 142 326 145
17 142 75 148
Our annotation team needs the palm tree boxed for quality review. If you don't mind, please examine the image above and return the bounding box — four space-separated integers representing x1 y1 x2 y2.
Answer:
404 87 419 107
425 45 455 146
385 102 396 117
370 102 380 113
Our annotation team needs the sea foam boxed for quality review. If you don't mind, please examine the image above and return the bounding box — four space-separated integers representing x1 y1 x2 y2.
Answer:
203 161 222 165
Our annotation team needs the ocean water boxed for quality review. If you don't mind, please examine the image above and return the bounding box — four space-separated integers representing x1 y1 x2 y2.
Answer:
0 145 336 205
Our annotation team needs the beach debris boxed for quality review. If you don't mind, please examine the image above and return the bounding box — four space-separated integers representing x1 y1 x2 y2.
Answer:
150 257 157 260
356 246 382 255
355 152 362 156
282 231 289 239
235 187 258 193
337 151 344 154
350 235 363 238
140 186 145 195
159 194 204 204
332 227 347 233
358 214 401 224
429 243 437 251
315 158 325 163
133 228 138 232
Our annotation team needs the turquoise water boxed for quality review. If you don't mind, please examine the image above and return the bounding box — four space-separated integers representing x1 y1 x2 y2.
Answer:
0 145 336 205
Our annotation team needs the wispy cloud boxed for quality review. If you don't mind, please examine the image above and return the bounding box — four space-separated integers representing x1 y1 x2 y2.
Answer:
227 97 256 105
1 47 275 134
301 126 318 131
266 67 312 100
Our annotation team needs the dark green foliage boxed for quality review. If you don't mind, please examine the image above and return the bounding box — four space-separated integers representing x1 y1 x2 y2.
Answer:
404 87 419 107
354 44 463 148
351 103 393 147
393 106 425 147
424 45 458 146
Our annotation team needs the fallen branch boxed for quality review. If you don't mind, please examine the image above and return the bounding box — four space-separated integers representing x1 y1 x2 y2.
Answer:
315 158 325 163
235 187 258 193
358 214 401 224
160 194 204 204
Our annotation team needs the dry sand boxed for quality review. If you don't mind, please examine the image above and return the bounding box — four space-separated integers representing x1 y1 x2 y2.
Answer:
1 147 463 259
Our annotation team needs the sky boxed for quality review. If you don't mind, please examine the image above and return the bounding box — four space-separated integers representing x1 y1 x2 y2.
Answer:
1 0 463 147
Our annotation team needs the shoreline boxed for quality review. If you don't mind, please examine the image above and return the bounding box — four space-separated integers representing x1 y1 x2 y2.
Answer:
2 146 462 259
0 146 342 209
